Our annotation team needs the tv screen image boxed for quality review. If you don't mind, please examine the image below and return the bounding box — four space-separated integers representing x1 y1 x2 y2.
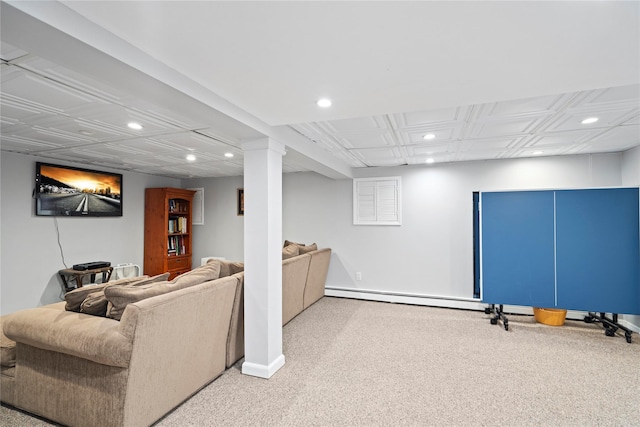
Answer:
35 162 123 217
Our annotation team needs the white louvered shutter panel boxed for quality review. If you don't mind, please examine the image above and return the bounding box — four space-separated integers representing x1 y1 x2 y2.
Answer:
353 177 401 225
376 180 398 222
355 180 376 222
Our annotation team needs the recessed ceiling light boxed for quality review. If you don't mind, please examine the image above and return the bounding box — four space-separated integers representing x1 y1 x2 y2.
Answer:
224 152 234 158
127 122 143 130
533 151 544 155
581 117 599 125
186 154 196 161
423 133 436 141
317 98 332 108
426 158 435 164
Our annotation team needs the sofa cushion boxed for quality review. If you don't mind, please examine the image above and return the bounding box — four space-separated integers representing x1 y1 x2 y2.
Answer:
282 244 299 260
129 273 171 287
65 284 108 312
105 261 221 320
65 275 150 312
218 260 245 278
0 317 16 368
284 240 305 247
80 291 109 316
81 273 170 317
298 243 318 254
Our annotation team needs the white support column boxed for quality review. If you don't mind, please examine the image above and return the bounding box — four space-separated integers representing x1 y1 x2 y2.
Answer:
241 137 286 379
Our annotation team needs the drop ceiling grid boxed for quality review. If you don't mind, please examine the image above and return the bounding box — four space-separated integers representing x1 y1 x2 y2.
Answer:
290 122 366 166
1 70 100 116
3 53 214 141
0 135 62 152
393 106 465 127
13 54 208 132
401 127 460 145
582 125 640 151
14 55 125 106
2 30 639 178
579 85 640 109
150 131 242 156
3 125 95 150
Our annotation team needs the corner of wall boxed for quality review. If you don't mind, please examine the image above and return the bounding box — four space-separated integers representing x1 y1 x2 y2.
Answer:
621 146 640 186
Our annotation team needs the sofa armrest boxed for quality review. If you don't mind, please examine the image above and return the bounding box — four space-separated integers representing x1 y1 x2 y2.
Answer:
282 253 311 325
303 248 332 309
3 305 132 368
121 276 237 426
227 272 245 368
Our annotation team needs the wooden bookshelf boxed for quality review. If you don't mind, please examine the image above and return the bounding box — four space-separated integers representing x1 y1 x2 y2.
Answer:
144 187 196 279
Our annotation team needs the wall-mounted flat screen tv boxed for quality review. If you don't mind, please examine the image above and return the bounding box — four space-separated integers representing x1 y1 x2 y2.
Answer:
35 162 123 217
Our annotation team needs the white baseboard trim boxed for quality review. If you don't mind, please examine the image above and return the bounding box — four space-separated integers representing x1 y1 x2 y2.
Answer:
619 319 640 334
324 286 640 334
241 354 285 379
325 286 485 311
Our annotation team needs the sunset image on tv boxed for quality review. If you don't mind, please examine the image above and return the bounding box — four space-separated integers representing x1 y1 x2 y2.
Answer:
36 163 122 216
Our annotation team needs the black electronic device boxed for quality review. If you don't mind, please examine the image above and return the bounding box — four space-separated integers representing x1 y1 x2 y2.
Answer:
72 261 111 271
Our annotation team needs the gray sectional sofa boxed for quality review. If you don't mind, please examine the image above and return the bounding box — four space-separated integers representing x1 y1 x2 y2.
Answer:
1 242 331 427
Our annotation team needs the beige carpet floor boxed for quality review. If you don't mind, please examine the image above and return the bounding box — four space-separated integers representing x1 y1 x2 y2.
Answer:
2 296 639 426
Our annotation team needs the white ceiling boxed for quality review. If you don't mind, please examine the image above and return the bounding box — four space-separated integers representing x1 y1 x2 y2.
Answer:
1 1 639 179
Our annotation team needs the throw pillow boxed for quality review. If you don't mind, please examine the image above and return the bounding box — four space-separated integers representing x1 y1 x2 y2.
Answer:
65 284 107 312
65 275 151 311
80 291 109 316
128 272 170 287
284 240 305 247
218 260 245 277
282 244 299 260
229 262 245 275
81 273 171 317
105 262 221 321
298 243 318 254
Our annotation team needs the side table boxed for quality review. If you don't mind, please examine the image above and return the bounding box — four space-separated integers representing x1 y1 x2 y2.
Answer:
58 267 113 292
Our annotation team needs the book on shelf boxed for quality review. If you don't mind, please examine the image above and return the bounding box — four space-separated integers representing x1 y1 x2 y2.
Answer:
167 235 187 256
167 217 188 234
169 199 189 213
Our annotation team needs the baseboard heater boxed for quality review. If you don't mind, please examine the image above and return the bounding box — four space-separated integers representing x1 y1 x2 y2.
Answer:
324 286 484 311
324 286 640 333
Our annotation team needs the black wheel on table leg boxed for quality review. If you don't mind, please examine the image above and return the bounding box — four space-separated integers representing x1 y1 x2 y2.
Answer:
625 333 632 344
484 307 491 314
584 316 594 323
504 320 509 331
605 328 615 337
490 318 498 325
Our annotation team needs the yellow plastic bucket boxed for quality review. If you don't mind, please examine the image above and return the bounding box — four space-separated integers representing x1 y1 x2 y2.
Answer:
533 307 567 326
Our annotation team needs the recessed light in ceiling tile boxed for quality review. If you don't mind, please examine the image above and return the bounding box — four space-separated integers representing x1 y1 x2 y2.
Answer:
224 152 234 158
423 133 436 140
127 122 143 130
532 151 544 155
317 98 332 108
581 117 599 125
426 158 435 164
186 154 196 161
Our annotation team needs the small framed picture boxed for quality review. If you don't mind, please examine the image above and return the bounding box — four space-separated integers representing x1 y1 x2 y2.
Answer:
237 188 244 216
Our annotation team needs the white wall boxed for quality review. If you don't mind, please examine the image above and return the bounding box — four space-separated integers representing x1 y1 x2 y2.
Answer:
184 176 244 264
621 146 640 329
185 153 624 302
622 145 640 185
284 153 623 300
4 150 634 324
0 152 179 315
